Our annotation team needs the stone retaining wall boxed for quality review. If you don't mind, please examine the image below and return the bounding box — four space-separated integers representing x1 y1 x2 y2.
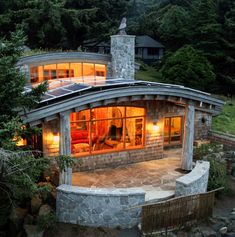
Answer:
56 185 145 228
210 131 235 149
175 160 210 196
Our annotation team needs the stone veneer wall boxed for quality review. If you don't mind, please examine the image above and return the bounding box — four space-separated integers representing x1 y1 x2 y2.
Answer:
194 111 212 140
175 160 210 196
56 185 145 228
111 35 135 80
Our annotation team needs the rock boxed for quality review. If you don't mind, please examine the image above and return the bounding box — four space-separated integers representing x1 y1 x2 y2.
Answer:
176 230 188 237
24 214 34 225
232 208 235 212
230 213 235 220
225 233 235 237
31 195 42 214
219 227 228 234
200 226 217 237
38 204 52 217
24 225 44 237
9 207 28 231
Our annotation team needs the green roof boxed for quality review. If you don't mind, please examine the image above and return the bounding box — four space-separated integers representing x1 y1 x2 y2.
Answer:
135 35 164 48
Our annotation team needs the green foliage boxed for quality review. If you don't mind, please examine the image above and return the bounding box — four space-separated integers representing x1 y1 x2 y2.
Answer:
0 150 49 225
37 213 57 231
0 30 47 124
194 143 228 193
0 0 130 49
161 45 215 91
56 155 75 172
212 97 235 135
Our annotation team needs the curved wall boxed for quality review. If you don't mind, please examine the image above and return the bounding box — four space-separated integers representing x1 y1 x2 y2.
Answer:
56 185 145 228
175 160 210 196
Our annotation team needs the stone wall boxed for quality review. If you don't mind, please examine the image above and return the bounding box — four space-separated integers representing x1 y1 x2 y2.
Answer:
111 35 135 79
175 160 210 196
56 185 145 228
194 111 212 140
210 131 235 149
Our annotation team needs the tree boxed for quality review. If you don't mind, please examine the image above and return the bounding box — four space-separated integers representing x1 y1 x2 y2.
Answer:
161 45 215 91
0 30 47 124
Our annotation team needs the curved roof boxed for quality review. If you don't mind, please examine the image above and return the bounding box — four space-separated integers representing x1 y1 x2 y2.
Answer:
17 52 111 66
21 79 224 124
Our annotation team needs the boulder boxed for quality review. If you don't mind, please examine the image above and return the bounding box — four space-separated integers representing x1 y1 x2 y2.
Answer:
24 225 44 237
31 195 42 214
220 227 228 235
38 205 52 217
200 226 217 237
24 214 34 225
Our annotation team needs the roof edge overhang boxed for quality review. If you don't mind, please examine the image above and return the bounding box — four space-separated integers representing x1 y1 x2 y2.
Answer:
20 85 225 124
17 52 111 66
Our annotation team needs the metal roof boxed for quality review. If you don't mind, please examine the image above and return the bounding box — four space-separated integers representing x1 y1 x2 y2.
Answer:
21 78 225 124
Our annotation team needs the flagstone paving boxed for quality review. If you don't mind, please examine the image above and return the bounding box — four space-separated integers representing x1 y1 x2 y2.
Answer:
72 149 185 197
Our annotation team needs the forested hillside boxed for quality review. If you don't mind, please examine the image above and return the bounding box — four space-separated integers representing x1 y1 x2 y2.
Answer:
0 0 234 95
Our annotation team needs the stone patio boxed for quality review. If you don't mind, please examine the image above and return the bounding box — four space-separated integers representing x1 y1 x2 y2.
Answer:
72 149 185 201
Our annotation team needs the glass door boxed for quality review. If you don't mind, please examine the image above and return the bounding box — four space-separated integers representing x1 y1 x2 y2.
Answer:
164 116 183 145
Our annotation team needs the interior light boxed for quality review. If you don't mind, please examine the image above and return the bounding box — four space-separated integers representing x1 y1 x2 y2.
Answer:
53 133 60 143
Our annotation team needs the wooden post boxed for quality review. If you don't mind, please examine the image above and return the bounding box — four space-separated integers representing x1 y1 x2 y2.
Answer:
181 103 195 171
59 110 72 185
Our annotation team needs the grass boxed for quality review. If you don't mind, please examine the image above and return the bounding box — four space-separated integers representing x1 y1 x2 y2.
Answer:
212 97 235 135
135 64 162 82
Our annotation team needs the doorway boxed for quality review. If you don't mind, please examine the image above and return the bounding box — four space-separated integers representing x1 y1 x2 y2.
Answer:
164 116 183 146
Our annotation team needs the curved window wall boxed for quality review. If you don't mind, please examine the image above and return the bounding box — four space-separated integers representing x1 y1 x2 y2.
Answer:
70 106 145 156
30 63 106 84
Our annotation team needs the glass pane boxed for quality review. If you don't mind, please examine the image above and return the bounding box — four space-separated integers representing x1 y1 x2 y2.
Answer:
30 66 39 83
95 64 106 78
164 118 170 143
70 110 90 123
43 64 57 80
92 107 124 120
126 118 144 147
83 63 94 80
70 63 82 82
57 63 71 79
92 119 124 152
126 107 145 117
71 121 91 155
170 117 182 143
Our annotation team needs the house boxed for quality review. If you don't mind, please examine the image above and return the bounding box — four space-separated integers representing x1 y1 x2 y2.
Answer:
17 33 224 183
83 35 165 63
135 35 164 63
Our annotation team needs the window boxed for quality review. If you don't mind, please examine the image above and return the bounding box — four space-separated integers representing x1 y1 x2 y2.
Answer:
70 106 145 155
147 48 159 56
30 62 106 84
164 117 183 145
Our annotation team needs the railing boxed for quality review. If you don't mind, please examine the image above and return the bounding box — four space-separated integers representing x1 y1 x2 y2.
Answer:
141 189 220 236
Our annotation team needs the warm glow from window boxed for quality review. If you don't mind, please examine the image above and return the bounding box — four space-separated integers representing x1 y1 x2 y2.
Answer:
70 106 145 155
53 135 60 143
30 62 107 84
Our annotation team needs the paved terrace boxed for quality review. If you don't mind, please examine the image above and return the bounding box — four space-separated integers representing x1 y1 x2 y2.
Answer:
72 149 185 202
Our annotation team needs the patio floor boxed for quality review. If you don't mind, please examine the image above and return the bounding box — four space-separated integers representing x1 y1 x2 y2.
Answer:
72 149 185 201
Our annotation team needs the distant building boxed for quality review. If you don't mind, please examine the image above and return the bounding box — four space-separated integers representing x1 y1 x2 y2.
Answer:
135 35 164 63
83 35 164 63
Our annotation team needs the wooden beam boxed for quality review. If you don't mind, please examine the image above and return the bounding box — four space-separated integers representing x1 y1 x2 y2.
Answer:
29 120 42 126
181 104 195 171
59 111 72 185
44 114 59 122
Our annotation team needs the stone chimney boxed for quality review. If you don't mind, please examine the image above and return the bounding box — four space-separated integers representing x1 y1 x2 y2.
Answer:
110 35 135 80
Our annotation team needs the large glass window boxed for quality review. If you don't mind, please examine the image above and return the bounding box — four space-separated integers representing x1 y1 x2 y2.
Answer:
30 62 106 84
70 106 145 156
164 116 183 145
